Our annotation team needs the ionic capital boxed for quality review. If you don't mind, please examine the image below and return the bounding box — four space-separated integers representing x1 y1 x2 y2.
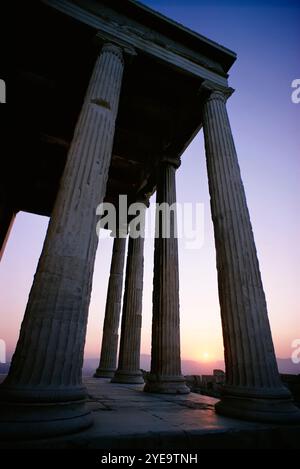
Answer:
200 80 234 104
101 42 124 63
160 155 181 170
95 32 136 64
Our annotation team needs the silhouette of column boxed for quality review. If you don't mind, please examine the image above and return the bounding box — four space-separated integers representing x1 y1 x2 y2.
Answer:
94 235 127 378
144 158 189 394
112 202 147 384
0 202 15 262
201 84 300 422
0 42 125 438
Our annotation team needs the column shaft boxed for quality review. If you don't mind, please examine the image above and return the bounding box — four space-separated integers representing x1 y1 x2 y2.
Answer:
202 88 300 422
112 229 145 384
94 236 127 378
144 160 189 394
0 43 125 437
0 203 15 262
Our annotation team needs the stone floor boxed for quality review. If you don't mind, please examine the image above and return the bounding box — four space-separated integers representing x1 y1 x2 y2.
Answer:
1 377 300 449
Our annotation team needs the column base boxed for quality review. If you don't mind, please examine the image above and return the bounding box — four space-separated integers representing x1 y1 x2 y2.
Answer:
144 374 190 394
0 399 93 440
111 370 144 384
215 385 300 423
94 368 115 379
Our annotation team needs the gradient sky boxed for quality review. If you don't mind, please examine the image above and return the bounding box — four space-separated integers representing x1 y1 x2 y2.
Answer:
0 0 299 367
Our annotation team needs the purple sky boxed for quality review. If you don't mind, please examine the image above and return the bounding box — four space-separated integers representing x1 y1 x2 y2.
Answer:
0 0 299 367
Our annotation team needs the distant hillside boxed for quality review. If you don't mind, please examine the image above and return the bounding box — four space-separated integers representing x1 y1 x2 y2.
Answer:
277 358 300 375
82 355 300 376
1 356 299 377
0 363 10 374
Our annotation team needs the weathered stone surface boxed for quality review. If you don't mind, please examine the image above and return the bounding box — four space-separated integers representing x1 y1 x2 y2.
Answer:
94 236 127 378
0 42 125 438
185 371 226 397
1 377 300 449
213 369 225 385
185 375 202 393
1 0 297 441
201 88 300 423
144 159 189 394
112 212 146 384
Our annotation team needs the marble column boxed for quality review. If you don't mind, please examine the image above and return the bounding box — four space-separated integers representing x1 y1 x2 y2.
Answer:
201 85 300 422
0 42 125 438
144 158 189 394
94 235 127 378
112 205 146 384
0 203 15 262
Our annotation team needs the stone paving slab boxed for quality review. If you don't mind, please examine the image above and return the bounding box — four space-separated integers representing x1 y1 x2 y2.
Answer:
0 377 300 449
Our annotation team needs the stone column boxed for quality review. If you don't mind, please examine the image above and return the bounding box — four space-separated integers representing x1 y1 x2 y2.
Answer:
94 235 127 378
0 42 125 438
0 203 15 262
201 85 300 422
144 158 189 394
112 203 146 384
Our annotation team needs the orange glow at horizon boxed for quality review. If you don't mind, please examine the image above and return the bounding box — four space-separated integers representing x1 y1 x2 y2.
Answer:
0 203 299 368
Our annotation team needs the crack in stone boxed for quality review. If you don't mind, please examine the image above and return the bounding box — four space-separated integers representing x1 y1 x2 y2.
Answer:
91 98 111 109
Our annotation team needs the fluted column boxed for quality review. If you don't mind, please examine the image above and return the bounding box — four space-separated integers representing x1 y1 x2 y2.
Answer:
0 42 125 438
144 158 189 394
201 85 300 422
112 205 146 384
94 235 127 378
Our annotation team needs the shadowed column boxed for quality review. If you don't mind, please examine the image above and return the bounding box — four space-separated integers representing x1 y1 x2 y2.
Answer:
0 42 125 438
94 235 127 378
201 84 300 423
0 202 15 262
112 203 146 384
144 158 189 394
